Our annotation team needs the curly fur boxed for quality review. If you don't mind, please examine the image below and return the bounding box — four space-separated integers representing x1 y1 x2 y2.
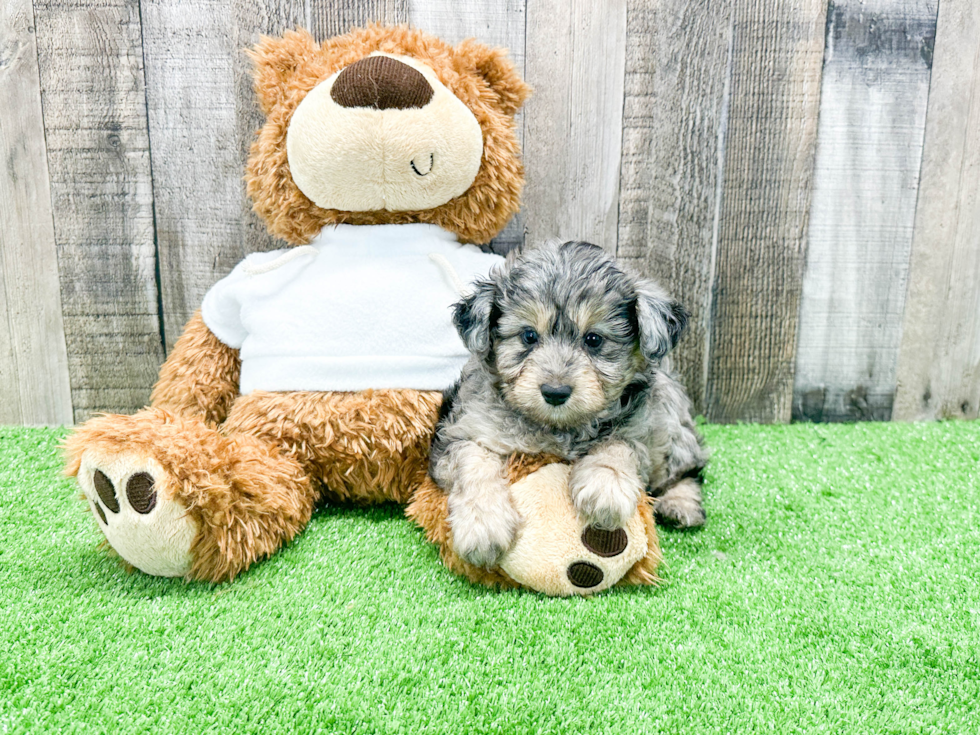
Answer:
65 387 441 581
70 303 442 581
150 311 241 426
141 309 443 504
246 25 531 246
430 241 709 562
222 389 441 505
65 409 314 583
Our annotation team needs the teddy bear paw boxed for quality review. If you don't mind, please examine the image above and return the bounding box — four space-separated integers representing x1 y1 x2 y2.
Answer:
77 449 197 577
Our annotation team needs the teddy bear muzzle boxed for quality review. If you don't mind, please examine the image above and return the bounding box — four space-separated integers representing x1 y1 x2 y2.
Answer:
286 52 484 213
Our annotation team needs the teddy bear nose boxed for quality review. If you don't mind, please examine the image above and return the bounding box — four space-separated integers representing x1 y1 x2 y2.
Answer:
330 56 434 110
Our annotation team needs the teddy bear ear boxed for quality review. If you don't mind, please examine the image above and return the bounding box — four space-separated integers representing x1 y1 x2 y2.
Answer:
248 29 321 115
455 38 532 117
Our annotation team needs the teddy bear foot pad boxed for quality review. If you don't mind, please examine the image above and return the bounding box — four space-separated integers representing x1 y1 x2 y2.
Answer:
77 449 197 577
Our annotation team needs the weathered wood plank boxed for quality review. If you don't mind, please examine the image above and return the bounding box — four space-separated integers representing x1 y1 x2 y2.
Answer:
704 1 828 423
0 0 73 425
408 0 527 254
408 0 523 58
141 0 245 352
617 0 732 414
522 0 628 250
309 0 409 41
792 0 936 423
34 0 165 422
232 0 309 257
894 0 980 421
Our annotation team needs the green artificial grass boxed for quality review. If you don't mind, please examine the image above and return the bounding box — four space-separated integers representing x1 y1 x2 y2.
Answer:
1 422 978 734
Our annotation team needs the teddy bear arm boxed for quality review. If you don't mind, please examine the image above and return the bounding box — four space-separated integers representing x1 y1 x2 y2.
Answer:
149 310 241 427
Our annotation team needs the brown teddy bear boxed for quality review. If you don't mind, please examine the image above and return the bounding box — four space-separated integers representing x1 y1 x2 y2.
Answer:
65 24 662 595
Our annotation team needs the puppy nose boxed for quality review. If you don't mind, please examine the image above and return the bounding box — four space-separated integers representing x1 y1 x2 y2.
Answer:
541 384 573 406
330 56 434 110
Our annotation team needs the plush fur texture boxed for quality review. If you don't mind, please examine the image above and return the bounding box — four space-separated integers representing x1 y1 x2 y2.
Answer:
64 26 531 583
246 25 530 245
149 311 241 426
429 241 709 568
65 311 443 581
66 396 441 584
132 310 443 505
66 409 315 583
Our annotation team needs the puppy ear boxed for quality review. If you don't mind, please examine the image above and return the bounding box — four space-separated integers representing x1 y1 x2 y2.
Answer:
634 280 688 362
453 280 498 358
455 39 532 117
248 29 320 115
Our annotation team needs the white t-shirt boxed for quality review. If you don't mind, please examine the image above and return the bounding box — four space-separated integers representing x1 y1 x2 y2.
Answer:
201 223 503 393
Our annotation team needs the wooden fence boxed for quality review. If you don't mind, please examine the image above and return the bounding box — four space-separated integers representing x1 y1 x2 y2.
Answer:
1 0 978 426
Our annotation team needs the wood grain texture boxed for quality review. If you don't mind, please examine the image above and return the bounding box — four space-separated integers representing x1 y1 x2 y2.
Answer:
309 0 409 41
793 0 936 422
894 0 980 421
617 0 733 414
141 0 246 352
522 0 628 250
233 0 308 258
0 0 73 425
704 0 828 423
34 0 166 422
408 0 527 254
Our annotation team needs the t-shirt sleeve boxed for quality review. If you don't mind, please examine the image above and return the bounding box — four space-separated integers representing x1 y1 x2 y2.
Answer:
200 257 258 349
200 247 316 349
453 246 505 290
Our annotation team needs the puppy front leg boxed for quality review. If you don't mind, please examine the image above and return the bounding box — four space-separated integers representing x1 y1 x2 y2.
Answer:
569 440 644 530
442 442 520 568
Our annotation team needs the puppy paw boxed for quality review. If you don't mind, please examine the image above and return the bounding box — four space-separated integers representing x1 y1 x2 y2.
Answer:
569 453 643 531
654 478 706 528
448 488 521 568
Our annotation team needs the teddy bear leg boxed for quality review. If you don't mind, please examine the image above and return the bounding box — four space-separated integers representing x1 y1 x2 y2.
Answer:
65 408 317 582
218 389 442 505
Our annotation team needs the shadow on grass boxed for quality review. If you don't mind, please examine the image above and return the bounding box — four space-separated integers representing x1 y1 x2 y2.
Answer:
65 493 717 604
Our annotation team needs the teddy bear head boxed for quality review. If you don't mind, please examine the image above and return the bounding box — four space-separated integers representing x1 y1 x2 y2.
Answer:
246 25 531 246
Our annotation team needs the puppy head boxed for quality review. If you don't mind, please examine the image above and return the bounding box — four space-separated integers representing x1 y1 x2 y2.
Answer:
454 241 687 428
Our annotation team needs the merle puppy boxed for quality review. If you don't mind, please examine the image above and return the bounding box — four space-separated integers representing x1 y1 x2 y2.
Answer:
429 240 708 568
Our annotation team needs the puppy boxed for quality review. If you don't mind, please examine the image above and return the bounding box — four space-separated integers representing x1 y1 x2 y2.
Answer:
428 240 708 568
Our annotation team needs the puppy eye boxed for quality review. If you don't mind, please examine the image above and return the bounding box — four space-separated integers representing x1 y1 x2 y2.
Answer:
584 333 604 349
520 328 539 346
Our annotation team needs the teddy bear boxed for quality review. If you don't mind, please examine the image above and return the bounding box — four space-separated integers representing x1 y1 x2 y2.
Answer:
64 24 663 595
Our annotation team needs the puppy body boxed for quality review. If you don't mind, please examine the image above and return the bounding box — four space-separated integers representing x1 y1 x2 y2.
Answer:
430 241 708 567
